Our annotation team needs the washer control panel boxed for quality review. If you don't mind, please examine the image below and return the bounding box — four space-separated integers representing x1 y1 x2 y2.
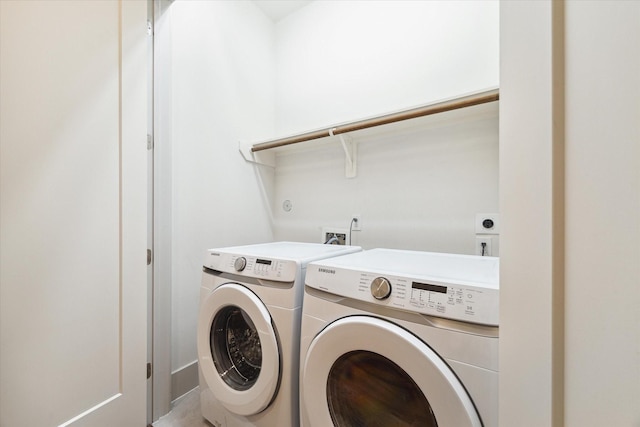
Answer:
307 263 499 326
204 251 297 282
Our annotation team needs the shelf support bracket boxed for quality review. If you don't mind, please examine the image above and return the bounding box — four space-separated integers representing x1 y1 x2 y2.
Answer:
239 141 275 168
330 128 357 178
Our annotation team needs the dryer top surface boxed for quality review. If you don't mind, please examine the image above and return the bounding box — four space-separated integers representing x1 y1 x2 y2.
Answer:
309 248 499 289
305 249 499 325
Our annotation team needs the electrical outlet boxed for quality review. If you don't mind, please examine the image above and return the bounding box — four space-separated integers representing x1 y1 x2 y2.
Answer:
352 214 362 231
322 227 349 245
475 213 500 235
475 236 493 256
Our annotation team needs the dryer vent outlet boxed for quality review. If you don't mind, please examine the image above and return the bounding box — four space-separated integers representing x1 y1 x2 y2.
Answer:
322 228 348 245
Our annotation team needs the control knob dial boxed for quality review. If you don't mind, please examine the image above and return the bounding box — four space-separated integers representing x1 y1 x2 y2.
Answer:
234 257 247 272
370 277 392 300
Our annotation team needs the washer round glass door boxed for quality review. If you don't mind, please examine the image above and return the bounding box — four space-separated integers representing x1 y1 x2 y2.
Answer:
197 283 280 416
210 305 262 391
302 316 482 427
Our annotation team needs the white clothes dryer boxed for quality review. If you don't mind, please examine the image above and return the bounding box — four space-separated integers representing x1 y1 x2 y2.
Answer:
198 242 361 427
299 248 499 427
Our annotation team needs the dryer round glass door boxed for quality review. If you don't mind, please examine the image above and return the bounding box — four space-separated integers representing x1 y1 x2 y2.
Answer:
327 350 437 426
197 283 280 416
302 316 482 427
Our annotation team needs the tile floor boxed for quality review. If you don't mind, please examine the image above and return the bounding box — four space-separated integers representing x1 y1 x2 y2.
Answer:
152 387 211 427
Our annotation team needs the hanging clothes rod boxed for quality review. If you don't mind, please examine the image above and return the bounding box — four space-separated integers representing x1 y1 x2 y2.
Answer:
251 88 499 152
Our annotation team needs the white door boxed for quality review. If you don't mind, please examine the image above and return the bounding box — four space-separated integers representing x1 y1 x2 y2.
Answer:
0 1 148 426
301 316 482 427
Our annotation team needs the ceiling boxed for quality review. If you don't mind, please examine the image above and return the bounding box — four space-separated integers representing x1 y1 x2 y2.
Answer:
253 0 312 22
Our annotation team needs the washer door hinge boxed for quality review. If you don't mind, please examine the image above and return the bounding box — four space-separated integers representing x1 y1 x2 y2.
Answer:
147 249 152 265
147 362 152 379
147 134 154 150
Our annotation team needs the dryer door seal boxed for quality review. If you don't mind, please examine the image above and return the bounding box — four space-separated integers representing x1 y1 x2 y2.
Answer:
197 283 280 416
302 316 482 427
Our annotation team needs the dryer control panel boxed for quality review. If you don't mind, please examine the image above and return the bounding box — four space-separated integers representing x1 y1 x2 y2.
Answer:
306 249 499 326
204 251 298 282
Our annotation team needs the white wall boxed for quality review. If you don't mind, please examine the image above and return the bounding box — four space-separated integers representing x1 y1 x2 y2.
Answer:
499 1 561 424
153 0 174 415
164 1 500 384
275 0 499 136
500 1 640 425
166 0 275 374
272 103 499 253
272 1 500 254
564 2 640 424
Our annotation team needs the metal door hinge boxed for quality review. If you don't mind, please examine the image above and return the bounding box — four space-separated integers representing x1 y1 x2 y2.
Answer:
147 249 152 265
147 362 152 379
147 134 154 150
147 20 153 36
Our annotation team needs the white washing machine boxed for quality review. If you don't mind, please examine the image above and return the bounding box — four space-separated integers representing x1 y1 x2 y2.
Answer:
197 242 362 427
299 248 499 427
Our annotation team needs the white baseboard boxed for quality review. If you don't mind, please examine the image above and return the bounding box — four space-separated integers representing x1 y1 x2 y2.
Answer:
171 360 199 402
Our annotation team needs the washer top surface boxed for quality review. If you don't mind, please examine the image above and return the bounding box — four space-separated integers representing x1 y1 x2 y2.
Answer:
209 242 360 264
209 241 361 263
204 242 362 283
